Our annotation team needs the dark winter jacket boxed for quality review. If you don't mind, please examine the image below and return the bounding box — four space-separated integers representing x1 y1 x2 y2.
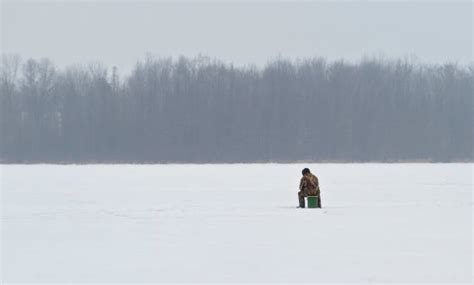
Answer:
299 173 320 196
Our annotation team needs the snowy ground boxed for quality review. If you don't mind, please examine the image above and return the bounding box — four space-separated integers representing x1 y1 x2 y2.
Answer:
1 163 472 283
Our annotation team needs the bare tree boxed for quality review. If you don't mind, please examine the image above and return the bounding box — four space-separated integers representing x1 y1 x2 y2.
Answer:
0 55 472 163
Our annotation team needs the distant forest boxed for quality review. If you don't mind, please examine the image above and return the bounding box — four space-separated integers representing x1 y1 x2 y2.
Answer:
0 55 472 163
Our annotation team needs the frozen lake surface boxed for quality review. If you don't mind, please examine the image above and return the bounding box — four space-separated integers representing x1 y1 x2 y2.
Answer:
1 164 472 283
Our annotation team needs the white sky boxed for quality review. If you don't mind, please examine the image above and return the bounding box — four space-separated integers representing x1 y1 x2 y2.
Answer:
1 0 472 73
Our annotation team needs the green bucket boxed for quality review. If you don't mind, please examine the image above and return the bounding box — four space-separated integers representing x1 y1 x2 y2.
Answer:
307 196 319 208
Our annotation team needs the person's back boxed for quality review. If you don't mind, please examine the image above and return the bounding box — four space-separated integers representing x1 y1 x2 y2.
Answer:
301 173 318 195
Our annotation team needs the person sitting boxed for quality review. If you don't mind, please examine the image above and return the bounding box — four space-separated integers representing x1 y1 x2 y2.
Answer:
298 168 321 208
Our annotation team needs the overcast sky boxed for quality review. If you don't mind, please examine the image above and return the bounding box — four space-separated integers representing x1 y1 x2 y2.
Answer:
1 0 472 73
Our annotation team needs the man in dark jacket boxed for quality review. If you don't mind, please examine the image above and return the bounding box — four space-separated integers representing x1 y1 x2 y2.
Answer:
298 168 321 208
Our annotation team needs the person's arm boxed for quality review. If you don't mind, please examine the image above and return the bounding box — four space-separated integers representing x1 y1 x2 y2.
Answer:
299 177 305 191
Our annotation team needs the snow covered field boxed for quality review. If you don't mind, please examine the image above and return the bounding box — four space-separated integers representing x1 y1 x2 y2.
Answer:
1 163 472 283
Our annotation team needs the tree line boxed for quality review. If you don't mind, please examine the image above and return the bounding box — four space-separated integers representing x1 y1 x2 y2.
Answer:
0 55 472 163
